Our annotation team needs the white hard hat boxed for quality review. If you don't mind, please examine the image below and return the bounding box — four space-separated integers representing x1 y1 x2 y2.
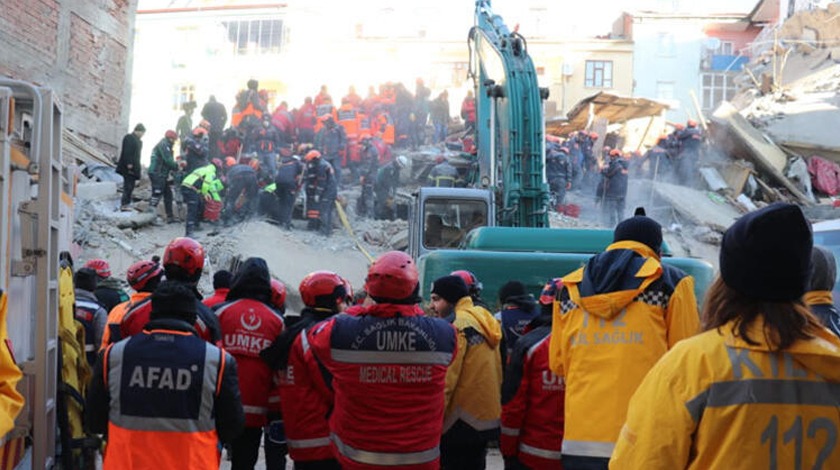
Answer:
396 155 409 168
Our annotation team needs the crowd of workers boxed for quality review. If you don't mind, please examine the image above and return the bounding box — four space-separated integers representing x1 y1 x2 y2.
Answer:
68 196 840 469
546 119 704 226
115 79 478 236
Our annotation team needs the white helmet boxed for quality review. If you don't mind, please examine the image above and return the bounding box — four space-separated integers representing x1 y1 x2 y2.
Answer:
396 155 409 169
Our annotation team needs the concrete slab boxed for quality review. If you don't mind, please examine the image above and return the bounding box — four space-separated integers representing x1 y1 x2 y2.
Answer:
76 182 117 201
653 181 741 232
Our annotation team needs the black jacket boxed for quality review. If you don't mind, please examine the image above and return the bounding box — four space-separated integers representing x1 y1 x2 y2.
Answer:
116 133 142 179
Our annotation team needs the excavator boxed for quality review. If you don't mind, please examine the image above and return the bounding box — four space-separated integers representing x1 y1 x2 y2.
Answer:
408 0 714 305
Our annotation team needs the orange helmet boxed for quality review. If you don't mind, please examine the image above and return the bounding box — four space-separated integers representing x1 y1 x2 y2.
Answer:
249 159 261 171
270 279 287 312
225 157 237 167
687 119 697 128
305 150 322 161
163 237 205 282
365 251 419 302
589 131 599 139
299 271 345 309
609 148 622 157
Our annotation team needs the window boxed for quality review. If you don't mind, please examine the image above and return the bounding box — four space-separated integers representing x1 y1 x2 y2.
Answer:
657 32 676 57
423 199 488 249
584 60 613 88
701 73 737 111
223 19 283 56
172 84 195 112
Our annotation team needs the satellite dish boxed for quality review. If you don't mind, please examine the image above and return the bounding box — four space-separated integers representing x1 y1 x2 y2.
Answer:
704 37 722 51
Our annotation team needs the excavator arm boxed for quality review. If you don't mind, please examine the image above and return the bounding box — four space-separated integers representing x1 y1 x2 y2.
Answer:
469 0 550 227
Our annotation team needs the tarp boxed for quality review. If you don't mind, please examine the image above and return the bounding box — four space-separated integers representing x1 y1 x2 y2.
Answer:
546 92 669 136
808 156 840 196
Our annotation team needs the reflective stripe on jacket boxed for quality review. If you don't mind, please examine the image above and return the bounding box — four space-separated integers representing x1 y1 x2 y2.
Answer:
610 318 840 469
501 327 564 469
307 304 457 470
102 328 226 469
550 241 699 458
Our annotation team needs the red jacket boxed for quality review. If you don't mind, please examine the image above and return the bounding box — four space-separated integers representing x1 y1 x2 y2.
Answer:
202 288 229 308
216 299 285 427
279 330 335 462
461 98 476 124
307 304 458 470
501 325 564 469
296 104 317 131
120 296 218 345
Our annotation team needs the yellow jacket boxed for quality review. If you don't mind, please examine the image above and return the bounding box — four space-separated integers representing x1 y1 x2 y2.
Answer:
444 297 503 433
549 241 699 458
0 291 24 440
611 318 840 469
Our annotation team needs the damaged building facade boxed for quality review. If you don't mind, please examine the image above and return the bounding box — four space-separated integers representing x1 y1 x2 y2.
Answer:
0 0 138 159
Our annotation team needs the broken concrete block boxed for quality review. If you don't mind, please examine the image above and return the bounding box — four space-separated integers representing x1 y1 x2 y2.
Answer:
76 182 117 201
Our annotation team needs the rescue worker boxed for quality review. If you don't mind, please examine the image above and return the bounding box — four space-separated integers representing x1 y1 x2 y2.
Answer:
428 275 502 469
181 160 223 237
315 115 347 186
101 258 164 349
252 115 280 176
356 135 379 218
314 85 331 107
610 203 840 469
303 150 338 236
120 237 222 345
597 149 629 227
203 270 233 308
676 119 702 186
639 135 671 180
116 123 145 211
223 161 259 226
214 258 285 470
494 280 539 368
805 246 840 337
201 95 228 161
84 259 130 314
183 127 210 173
461 90 476 134
149 129 179 223
374 155 407 220
296 97 317 144
264 278 289 470
546 146 571 209
261 271 349 470
275 152 305 230
306 251 457 469
501 308 564 470
451 269 493 312
430 91 450 144
343 86 362 109
427 156 458 188
549 212 699 470
73 268 107 366
87 281 245 469
176 101 196 144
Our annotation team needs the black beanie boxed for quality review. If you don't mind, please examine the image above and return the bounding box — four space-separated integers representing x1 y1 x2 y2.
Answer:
213 270 233 289
151 280 197 323
613 215 663 253
720 203 812 301
431 275 469 304
74 268 98 292
499 280 527 304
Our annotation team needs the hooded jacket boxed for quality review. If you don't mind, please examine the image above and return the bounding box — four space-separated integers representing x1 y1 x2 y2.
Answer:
444 296 504 434
549 241 699 459
610 318 840 469
214 258 284 427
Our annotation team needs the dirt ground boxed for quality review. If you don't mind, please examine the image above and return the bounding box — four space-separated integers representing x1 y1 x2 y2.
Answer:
218 448 506 469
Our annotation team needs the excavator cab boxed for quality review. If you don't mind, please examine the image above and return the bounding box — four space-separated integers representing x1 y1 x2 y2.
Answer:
409 187 494 259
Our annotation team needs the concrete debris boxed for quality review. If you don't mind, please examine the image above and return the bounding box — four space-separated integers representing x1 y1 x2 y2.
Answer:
76 182 117 201
652 182 741 233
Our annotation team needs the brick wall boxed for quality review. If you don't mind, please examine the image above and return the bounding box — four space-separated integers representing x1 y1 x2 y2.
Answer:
0 0 137 158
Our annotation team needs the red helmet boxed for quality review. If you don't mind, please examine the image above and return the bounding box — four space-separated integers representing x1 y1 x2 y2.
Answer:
299 271 345 308
84 259 111 279
305 150 322 162
450 270 483 294
126 259 164 292
589 131 599 139
163 237 205 281
270 279 287 311
365 251 419 301
165 130 178 140
341 276 354 304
